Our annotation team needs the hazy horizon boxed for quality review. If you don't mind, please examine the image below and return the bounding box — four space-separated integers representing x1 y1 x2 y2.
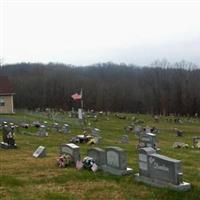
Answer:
1 0 200 66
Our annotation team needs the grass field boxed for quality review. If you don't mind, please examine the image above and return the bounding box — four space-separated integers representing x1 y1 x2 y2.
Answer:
0 112 200 200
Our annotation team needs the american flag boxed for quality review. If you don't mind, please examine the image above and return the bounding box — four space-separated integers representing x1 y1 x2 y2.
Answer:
76 160 83 170
71 90 82 101
91 163 98 172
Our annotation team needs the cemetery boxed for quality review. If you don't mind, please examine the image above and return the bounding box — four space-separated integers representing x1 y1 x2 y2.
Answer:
0 111 200 200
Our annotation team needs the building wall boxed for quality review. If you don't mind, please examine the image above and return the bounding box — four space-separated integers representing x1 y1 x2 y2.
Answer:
0 95 14 114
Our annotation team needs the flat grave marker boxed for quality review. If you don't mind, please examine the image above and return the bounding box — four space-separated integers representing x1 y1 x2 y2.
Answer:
33 146 46 158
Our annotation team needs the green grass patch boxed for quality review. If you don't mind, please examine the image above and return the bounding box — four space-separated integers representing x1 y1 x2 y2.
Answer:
0 112 200 199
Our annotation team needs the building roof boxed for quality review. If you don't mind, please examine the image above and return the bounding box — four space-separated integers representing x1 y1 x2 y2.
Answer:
0 76 14 94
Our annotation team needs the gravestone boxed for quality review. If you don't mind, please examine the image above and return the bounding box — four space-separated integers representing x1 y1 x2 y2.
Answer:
135 147 191 191
192 137 200 148
102 146 133 175
52 123 61 132
62 124 70 134
154 115 159 123
119 135 129 144
91 128 101 137
138 133 158 150
60 143 80 163
78 108 83 120
145 126 151 134
124 125 133 133
33 146 46 158
32 121 41 128
176 129 183 137
87 147 106 169
91 128 102 144
20 122 29 128
172 142 189 148
37 125 48 136
134 126 143 137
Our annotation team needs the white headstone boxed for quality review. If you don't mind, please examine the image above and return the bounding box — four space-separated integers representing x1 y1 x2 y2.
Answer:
33 146 46 158
78 109 83 120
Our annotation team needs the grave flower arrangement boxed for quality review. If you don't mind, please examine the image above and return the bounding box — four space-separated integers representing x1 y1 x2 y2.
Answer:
57 154 72 168
82 156 98 172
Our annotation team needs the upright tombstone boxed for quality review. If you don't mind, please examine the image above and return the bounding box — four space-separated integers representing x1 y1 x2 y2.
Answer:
62 124 70 134
32 121 41 128
37 125 48 136
20 122 29 129
91 128 102 144
102 146 133 175
60 143 80 163
176 129 183 137
33 146 46 158
137 147 156 177
87 147 106 169
192 137 200 148
119 134 129 144
145 126 151 134
78 108 83 120
138 133 158 150
91 128 101 137
135 147 191 191
52 123 60 132
134 126 143 137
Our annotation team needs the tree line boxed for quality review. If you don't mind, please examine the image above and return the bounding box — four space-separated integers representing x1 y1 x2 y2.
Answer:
0 61 200 115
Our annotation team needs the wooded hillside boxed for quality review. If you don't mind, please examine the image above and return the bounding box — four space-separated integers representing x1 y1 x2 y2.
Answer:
1 61 200 115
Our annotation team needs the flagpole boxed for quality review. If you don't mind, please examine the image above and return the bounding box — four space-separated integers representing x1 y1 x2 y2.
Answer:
81 88 83 110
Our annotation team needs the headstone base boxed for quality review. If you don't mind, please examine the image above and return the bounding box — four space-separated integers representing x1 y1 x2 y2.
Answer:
0 142 17 149
134 173 191 191
102 165 133 176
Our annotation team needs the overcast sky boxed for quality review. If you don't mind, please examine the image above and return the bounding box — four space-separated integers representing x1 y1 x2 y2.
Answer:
1 0 200 66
